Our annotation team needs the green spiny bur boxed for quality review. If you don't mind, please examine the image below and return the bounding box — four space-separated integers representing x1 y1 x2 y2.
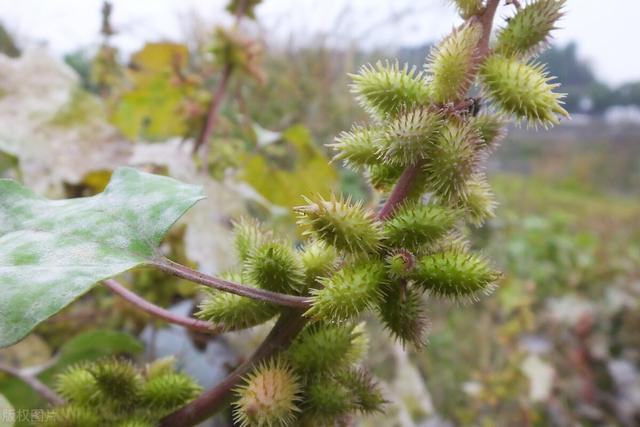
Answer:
423 120 480 201
51 357 203 426
413 250 500 299
377 108 444 165
330 126 381 169
244 241 305 293
306 262 387 322
144 356 177 381
480 55 568 127
139 372 202 414
299 240 338 288
426 22 482 104
495 0 566 58
337 368 386 414
457 173 497 226
55 365 99 406
469 112 507 153
451 0 484 19
295 195 384 256
233 358 302 427
383 203 458 250
302 375 354 422
197 272 277 331
288 323 368 373
350 60 430 119
89 358 142 407
233 217 269 262
378 284 429 347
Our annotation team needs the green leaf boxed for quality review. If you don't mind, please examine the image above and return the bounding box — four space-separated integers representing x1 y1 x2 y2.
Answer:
55 330 143 366
110 43 195 140
0 167 203 347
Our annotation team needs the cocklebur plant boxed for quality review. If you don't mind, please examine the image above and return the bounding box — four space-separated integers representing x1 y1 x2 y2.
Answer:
0 1 569 426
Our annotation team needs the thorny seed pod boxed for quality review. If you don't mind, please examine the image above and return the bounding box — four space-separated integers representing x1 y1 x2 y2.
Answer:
233 358 302 427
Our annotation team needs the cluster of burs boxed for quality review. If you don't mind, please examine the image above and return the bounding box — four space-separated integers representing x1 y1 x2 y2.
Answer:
48 1 567 426
44 357 201 426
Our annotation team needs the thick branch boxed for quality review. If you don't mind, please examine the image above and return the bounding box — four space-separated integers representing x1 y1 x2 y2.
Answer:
153 258 312 309
103 279 221 334
159 309 307 427
0 362 64 406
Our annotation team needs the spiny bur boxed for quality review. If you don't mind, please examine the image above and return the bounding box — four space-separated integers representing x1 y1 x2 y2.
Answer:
422 120 481 201
469 112 507 153
244 240 306 294
306 262 387 322
233 358 302 427
480 55 568 127
495 0 566 58
197 272 277 331
139 372 202 415
233 217 269 262
350 61 430 119
426 22 482 104
330 126 381 169
55 364 99 406
457 173 497 226
377 108 444 165
49 357 201 426
337 368 386 415
452 0 484 19
288 323 368 373
303 376 354 421
383 203 459 250
378 284 429 347
413 251 500 300
299 240 338 289
295 195 384 256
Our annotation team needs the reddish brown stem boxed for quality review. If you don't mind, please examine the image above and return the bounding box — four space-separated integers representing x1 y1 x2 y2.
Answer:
153 258 312 309
0 361 64 406
193 63 233 154
103 279 221 334
159 309 307 427
377 163 421 220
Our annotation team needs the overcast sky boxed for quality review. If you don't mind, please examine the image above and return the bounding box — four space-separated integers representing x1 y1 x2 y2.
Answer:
1 0 638 85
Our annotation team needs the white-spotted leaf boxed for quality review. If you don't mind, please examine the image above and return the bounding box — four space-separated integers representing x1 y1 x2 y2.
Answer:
0 167 204 347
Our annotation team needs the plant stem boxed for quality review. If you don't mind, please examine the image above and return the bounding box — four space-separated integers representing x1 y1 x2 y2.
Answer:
0 362 64 406
159 309 307 427
103 279 221 334
193 63 233 154
153 258 312 309
377 163 421 220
